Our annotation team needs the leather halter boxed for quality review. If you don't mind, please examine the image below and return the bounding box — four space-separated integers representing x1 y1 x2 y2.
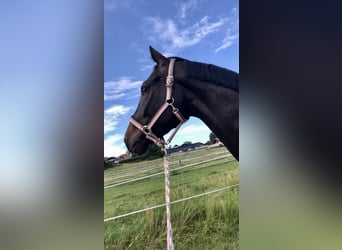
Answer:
130 58 187 148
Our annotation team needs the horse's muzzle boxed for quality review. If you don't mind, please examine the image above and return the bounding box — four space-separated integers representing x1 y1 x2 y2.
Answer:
124 124 151 155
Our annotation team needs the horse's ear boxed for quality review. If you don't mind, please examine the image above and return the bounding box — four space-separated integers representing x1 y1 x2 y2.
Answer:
149 46 167 65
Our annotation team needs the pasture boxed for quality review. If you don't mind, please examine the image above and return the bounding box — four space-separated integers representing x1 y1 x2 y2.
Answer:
104 146 239 249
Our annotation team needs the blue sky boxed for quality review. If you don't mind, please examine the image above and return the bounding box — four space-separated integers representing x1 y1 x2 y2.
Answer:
104 0 239 157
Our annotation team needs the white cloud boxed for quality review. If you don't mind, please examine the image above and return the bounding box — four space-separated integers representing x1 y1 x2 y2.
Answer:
144 15 228 54
104 134 127 157
143 6 239 55
104 105 131 134
104 76 142 101
215 8 239 52
178 0 198 19
178 124 211 136
140 64 154 72
215 32 239 52
164 122 212 146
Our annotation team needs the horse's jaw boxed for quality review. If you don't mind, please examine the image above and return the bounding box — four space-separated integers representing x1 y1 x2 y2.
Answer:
124 124 152 155
125 136 151 155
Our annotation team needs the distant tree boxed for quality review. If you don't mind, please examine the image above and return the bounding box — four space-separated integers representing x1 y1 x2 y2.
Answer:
145 143 163 157
104 160 113 169
183 141 192 145
209 132 218 144
121 143 163 163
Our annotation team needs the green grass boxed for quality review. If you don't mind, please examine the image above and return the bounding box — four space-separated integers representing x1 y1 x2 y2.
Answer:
104 147 229 186
104 147 239 249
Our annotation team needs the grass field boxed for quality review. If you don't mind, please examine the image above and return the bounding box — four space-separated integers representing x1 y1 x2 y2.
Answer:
104 146 239 249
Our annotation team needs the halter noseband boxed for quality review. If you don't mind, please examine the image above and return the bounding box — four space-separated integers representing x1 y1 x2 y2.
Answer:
130 58 187 148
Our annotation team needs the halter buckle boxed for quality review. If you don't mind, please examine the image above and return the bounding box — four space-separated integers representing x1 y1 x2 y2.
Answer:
166 76 174 87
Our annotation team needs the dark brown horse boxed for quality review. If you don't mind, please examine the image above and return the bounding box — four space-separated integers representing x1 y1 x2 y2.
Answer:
124 47 239 160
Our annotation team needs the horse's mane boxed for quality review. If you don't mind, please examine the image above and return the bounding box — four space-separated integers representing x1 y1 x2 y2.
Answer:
169 57 239 93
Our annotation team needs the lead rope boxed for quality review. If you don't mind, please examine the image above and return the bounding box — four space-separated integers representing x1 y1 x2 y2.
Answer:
130 58 182 249
163 147 174 250
165 58 176 250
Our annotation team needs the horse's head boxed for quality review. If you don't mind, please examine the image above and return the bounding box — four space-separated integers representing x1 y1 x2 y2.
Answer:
124 47 188 155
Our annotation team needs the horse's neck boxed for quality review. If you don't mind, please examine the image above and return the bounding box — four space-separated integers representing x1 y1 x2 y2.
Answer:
181 79 239 157
182 79 237 123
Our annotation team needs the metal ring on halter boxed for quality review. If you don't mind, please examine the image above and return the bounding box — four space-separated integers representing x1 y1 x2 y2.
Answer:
167 97 175 105
142 125 150 134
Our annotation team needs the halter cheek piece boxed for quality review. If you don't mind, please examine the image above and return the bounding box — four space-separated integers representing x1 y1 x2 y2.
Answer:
130 58 188 148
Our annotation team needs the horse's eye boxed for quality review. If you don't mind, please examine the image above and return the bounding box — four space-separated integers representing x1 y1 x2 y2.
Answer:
141 87 147 95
